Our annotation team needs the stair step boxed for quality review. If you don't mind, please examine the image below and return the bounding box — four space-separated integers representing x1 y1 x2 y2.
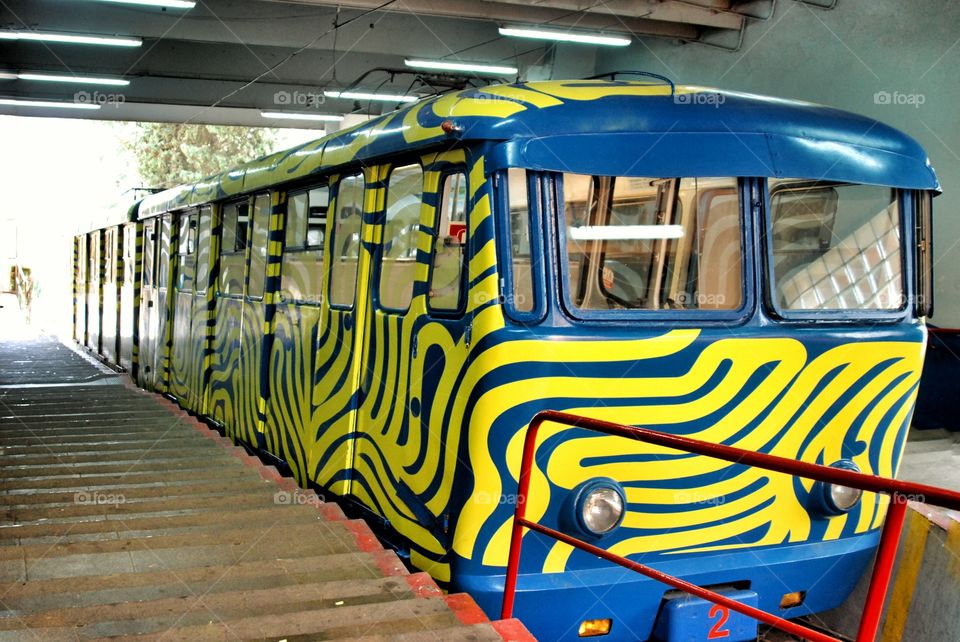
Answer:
0 465 252 491
90 597 472 641
5 487 296 523
0 549 403 611
2 503 325 545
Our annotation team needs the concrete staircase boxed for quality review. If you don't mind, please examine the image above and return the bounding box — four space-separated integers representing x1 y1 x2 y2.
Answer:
0 355 533 641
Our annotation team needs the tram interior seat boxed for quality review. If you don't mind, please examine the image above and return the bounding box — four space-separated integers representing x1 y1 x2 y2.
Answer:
778 204 901 310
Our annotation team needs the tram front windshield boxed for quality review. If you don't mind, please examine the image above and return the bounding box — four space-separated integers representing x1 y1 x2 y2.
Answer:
559 175 743 312
556 174 904 315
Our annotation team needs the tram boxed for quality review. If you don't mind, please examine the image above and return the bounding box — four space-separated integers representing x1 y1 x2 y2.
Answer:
73 79 938 641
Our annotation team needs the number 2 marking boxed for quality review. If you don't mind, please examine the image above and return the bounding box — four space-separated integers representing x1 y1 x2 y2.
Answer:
707 605 731 639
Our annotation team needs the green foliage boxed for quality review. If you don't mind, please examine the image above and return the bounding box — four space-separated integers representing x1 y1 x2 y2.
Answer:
123 123 275 189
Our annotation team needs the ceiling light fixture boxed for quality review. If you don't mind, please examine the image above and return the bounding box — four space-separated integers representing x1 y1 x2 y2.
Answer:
0 30 143 47
404 59 517 75
324 90 418 103
17 72 130 86
0 97 101 110
498 26 630 47
260 111 343 122
96 0 197 8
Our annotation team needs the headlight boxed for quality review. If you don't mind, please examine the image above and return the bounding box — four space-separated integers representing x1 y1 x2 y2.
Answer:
809 460 863 517
581 487 624 534
829 482 863 512
564 479 626 538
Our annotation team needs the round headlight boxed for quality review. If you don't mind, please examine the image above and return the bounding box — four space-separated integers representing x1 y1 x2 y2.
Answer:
829 483 863 512
580 486 625 535
809 460 863 517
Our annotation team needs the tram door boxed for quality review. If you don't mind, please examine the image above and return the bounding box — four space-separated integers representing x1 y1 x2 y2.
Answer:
309 172 370 495
154 214 173 392
86 231 102 353
75 236 88 345
118 223 138 374
352 160 470 541
351 163 424 510
101 227 119 363
138 216 171 391
170 209 201 411
238 194 271 442
138 218 159 388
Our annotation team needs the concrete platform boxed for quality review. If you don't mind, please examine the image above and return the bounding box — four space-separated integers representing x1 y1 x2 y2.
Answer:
0 336 533 641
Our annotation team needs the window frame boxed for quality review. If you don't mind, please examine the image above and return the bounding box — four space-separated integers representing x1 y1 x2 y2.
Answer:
375 161 425 315
176 208 199 294
220 198 250 256
195 206 212 295
218 198 250 298
426 168 470 318
285 183 330 253
245 192 272 301
761 178 910 323
495 168 547 324
553 173 753 325
328 171 367 311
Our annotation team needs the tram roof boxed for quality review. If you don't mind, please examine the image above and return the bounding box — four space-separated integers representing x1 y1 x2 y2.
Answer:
139 80 939 217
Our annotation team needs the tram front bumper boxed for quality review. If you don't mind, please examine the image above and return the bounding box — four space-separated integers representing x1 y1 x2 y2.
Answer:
455 531 879 641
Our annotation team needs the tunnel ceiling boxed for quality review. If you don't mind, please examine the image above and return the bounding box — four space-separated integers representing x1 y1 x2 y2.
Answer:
0 0 773 128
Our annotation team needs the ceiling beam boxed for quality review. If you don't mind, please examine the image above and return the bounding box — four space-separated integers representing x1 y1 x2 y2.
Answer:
264 0 702 39
476 1 743 30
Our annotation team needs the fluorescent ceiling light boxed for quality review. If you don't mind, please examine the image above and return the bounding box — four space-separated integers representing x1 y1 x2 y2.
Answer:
498 26 630 47
404 59 517 75
569 225 684 241
324 90 418 103
96 0 196 8
0 72 17 80
0 30 142 47
0 97 101 110
261 111 343 122
17 72 130 86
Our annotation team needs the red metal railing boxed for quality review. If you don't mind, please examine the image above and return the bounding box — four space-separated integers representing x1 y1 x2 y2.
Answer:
501 410 960 642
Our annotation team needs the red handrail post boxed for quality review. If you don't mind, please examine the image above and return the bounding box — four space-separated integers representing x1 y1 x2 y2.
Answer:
500 414 544 619
855 492 909 642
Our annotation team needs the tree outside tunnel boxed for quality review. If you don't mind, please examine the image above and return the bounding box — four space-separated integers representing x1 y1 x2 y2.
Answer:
123 123 276 189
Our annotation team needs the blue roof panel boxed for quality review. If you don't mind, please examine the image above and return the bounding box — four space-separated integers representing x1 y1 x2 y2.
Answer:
138 81 939 217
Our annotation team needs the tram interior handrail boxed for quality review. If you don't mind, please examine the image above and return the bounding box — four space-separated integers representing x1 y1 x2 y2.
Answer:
500 409 960 642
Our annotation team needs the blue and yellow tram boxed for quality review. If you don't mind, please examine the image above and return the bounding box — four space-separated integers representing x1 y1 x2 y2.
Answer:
73 80 938 641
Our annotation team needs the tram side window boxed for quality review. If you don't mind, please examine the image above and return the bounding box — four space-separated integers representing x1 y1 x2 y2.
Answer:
379 164 423 311
104 229 116 284
282 186 328 304
507 169 534 313
157 216 172 289
247 194 271 299
220 201 248 295
88 234 98 286
77 238 87 288
142 222 155 288
769 180 902 311
428 172 468 313
177 211 198 292
122 227 135 286
196 208 212 294
330 174 365 307
561 175 742 312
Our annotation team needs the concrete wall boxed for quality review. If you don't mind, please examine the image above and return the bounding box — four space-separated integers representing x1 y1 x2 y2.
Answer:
597 0 960 326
